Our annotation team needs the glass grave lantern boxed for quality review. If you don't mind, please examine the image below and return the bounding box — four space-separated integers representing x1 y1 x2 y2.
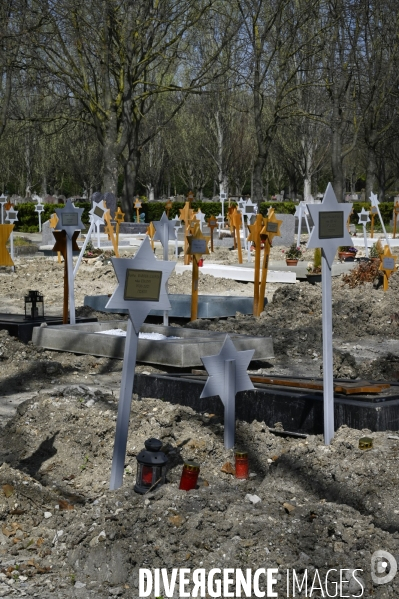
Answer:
24 290 44 320
134 438 168 494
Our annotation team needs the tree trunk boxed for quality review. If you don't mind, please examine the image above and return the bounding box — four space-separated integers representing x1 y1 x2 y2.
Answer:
365 146 377 202
331 125 344 202
121 148 141 221
252 153 266 205
303 178 312 202
102 116 119 195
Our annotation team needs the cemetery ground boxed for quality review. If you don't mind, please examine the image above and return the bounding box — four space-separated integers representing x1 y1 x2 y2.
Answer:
1 244 399 597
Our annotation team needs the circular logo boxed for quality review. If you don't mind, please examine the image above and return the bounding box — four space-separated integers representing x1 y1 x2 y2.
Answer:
371 550 397 585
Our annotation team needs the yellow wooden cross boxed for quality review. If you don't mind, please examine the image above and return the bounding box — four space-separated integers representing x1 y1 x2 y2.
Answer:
0 224 14 267
257 208 282 316
206 215 218 252
115 206 125 248
231 209 243 264
370 206 378 238
185 226 210 321
49 213 59 229
146 221 156 251
179 202 194 264
165 199 173 217
380 245 396 291
104 211 119 257
247 214 265 316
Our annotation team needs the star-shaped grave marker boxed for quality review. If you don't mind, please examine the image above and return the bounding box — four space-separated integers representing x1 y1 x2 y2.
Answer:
106 236 176 490
306 183 354 445
54 200 84 324
380 245 396 291
89 199 108 225
5 207 18 224
55 199 84 239
106 236 175 334
307 183 353 268
201 335 254 449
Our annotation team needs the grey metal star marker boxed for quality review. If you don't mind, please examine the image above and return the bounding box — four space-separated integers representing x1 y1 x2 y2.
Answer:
358 207 370 225
201 335 254 449
153 211 177 246
307 183 353 268
106 236 175 334
89 199 108 225
5 208 18 223
55 199 84 239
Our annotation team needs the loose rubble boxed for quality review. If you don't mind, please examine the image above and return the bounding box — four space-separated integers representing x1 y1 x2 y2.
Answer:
0 246 399 597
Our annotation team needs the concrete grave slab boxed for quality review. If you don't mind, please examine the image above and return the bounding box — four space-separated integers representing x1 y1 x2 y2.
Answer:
32 321 274 367
84 293 267 317
272 214 295 247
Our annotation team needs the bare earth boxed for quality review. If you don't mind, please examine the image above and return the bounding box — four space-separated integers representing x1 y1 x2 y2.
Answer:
0 242 399 598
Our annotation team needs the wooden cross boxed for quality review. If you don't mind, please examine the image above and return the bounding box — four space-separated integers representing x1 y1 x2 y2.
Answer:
231 209 243 264
179 202 194 265
247 214 265 316
370 206 378 238
187 190 195 205
186 227 210 320
52 230 79 323
165 199 173 218
49 213 59 230
380 245 396 291
258 209 282 316
146 221 156 251
115 206 125 248
0 224 14 267
206 215 218 252
104 211 119 257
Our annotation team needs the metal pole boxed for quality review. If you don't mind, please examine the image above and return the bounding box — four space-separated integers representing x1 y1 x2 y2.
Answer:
73 221 95 278
163 223 169 326
223 359 236 449
66 237 76 325
321 252 334 444
110 319 138 490
363 224 369 258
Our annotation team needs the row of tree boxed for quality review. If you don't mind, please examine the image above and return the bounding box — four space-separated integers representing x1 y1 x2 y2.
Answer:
1 0 399 219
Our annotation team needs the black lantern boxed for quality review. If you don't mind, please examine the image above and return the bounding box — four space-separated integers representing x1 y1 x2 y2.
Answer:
134 438 168 494
24 290 44 320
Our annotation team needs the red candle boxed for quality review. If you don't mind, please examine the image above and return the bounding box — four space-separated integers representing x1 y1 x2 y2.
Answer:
179 462 200 491
141 465 153 485
235 450 249 479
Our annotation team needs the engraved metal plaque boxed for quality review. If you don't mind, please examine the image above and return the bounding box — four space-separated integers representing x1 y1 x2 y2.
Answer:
371 206 378 214
360 214 368 221
190 239 207 254
94 206 104 218
61 213 79 227
124 269 162 301
266 221 278 233
35 205 44 212
246 206 255 213
319 211 344 239
383 257 395 270
208 220 217 227
7 212 17 220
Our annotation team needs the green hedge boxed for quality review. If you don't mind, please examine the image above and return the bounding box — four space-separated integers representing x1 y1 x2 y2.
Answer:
13 202 91 232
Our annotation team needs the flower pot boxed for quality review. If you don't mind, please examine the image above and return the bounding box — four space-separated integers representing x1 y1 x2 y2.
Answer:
286 259 298 266
306 273 322 284
338 251 356 262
